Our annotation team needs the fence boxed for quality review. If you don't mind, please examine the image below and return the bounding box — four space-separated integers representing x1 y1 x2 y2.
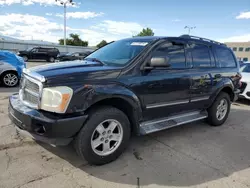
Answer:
0 40 95 53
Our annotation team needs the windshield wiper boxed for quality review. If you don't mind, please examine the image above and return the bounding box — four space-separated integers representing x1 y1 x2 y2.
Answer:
84 58 106 65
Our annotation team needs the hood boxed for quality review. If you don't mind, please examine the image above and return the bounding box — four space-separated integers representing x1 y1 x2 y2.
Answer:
241 72 250 82
29 60 121 84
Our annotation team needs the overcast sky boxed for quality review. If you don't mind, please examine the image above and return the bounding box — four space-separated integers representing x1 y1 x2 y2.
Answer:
0 0 250 45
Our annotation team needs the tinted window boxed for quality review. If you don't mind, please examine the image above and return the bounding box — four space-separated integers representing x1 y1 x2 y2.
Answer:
243 57 248 62
152 42 186 69
191 44 211 67
215 47 236 67
245 47 250 52
233 47 237 51
38 48 48 52
239 47 244 52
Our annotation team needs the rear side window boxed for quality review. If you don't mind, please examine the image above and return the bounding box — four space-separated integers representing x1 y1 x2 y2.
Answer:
215 47 236 67
191 44 211 67
39 48 48 52
152 42 186 69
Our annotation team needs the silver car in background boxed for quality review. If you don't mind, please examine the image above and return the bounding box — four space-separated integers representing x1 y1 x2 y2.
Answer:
0 51 26 87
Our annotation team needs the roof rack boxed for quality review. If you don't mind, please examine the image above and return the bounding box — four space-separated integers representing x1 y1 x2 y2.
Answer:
179 35 226 46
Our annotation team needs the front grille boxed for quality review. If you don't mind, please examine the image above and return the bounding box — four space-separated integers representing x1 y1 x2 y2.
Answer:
20 75 41 108
240 82 247 94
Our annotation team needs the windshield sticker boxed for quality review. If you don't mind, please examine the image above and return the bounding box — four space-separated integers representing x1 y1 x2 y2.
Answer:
130 42 148 46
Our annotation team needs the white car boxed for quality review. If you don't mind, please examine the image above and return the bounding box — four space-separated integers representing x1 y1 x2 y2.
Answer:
239 63 250 100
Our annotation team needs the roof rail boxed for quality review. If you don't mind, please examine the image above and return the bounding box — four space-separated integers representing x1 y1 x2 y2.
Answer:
179 35 226 46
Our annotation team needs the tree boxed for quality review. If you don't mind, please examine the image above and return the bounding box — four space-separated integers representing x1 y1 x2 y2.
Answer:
96 40 108 48
135 27 154 37
59 33 88 46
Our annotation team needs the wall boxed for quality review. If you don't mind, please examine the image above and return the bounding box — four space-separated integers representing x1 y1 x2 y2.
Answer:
225 42 250 62
0 40 95 53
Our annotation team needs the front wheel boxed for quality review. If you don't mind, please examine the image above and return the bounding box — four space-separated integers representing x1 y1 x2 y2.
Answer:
74 106 131 165
1 72 19 87
207 92 230 126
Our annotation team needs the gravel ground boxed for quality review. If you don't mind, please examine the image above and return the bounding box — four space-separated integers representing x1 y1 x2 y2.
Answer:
0 61 250 188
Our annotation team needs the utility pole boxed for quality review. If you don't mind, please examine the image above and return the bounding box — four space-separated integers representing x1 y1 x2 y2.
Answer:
184 26 196 35
55 0 74 46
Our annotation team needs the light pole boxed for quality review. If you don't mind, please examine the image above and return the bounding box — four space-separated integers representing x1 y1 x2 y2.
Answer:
55 0 74 46
184 26 196 35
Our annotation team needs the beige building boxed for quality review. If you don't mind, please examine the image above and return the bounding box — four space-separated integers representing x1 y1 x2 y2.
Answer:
225 42 250 62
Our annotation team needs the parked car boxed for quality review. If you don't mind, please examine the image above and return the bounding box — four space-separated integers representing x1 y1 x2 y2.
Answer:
0 51 26 87
239 63 250 99
18 47 59 62
56 51 93 62
9 35 241 165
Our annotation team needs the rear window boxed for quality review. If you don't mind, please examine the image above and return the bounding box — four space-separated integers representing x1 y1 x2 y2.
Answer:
191 44 211 67
215 47 236 67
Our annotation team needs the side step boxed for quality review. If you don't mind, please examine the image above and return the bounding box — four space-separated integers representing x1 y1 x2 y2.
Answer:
139 111 208 135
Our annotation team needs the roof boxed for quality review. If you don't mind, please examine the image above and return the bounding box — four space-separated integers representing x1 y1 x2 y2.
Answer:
122 35 226 47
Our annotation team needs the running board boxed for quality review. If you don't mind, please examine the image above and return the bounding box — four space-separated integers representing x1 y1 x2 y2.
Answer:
139 111 208 135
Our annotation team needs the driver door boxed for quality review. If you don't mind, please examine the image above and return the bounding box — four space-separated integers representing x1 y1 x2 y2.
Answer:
141 39 192 120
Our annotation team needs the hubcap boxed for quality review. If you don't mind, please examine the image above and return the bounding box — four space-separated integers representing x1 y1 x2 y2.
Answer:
91 119 123 156
216 99 228 121
3 73 18 86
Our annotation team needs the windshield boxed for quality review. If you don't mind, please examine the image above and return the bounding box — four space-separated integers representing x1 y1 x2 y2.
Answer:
86 39 151 66
240 64 250 73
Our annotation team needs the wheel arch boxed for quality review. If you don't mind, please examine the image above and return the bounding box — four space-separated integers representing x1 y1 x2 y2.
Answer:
85 96 142 135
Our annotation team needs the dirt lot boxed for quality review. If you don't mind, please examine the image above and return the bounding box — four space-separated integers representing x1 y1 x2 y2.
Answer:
1 62 250 188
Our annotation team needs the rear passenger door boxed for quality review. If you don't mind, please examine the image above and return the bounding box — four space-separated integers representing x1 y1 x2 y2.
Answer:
188 42 216 109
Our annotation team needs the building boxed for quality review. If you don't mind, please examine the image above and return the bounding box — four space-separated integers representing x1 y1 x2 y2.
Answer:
225 42 250 62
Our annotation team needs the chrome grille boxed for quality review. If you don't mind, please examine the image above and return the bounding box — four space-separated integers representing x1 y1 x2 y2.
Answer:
20 75 42 108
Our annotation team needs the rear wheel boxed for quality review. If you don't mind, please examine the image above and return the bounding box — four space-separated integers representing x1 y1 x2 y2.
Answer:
49 57 55 62
74 106 131 165
1 72 19 87
207 92 230 126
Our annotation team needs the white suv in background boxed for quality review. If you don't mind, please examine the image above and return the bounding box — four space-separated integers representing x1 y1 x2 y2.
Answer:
239 62 250 100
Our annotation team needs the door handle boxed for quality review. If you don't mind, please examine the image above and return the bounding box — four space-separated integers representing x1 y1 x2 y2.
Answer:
148 82 161 88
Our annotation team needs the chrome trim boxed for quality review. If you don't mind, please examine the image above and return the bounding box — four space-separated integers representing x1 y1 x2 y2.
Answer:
146 100 189 109
24 88 39 97
191 96 210 102
142 111 200 126
19 74 43 109
23 68 45 82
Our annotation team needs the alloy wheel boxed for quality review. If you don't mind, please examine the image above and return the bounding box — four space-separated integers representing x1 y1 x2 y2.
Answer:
91 119 123 156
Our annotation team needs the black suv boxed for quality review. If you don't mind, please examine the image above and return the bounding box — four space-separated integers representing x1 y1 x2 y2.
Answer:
56 51 94 62
9 35 241 165
18 47 60 62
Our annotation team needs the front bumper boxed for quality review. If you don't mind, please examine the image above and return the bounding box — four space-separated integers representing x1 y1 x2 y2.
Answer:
8 94 88 146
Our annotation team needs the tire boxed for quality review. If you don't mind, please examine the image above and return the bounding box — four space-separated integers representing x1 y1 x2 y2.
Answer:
1 71 19 87
207 92 231 126
22 55 28 62
74 106 131 165
49 57 55 63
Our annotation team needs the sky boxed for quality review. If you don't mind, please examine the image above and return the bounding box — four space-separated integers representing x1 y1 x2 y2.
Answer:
0 0 249 46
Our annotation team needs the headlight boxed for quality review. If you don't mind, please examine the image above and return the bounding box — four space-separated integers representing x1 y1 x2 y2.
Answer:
41 86 73 113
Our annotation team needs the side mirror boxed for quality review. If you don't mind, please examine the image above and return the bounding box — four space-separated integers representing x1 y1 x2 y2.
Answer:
149 57 170 68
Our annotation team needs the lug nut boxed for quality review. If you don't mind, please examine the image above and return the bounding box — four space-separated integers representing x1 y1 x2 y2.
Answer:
105 140 108 143
102 131 106 135
101 138 104 141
